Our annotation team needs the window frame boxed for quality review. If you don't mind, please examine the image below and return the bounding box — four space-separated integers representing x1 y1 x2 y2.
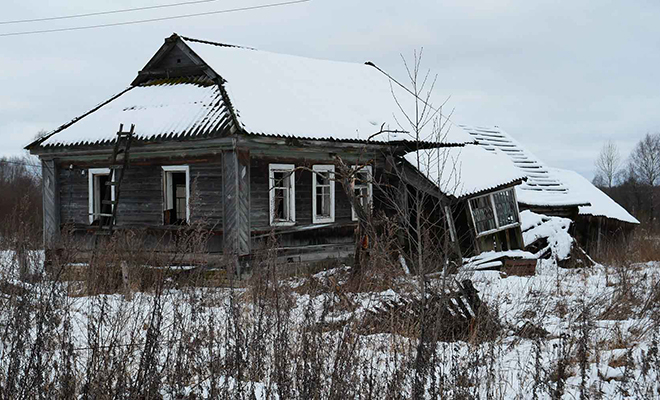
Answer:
467 187 520 237
88 168 115 225
312 165 335 224
269 163 296 227
351 165 373 222
162 165 190 224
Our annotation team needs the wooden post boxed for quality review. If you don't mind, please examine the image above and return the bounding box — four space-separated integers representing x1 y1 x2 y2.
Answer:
121 261 132 301
222 147 251 278
42 160 61 249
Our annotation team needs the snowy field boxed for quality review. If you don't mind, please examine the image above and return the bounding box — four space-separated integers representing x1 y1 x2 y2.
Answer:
0 250 659 399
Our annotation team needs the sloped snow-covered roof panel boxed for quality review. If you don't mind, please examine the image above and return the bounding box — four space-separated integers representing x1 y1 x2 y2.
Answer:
38 78 232 147
404 144 526 198
550 168 640 224
183 37 474 145
461 125 590 207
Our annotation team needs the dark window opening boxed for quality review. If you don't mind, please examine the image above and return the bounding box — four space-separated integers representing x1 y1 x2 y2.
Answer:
164 171 187 225
92 174 112 226
272 171 291 221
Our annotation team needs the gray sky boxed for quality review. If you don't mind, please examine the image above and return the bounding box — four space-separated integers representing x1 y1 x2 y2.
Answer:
2 0 659 179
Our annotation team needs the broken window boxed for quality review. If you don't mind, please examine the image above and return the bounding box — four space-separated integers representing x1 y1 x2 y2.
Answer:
88 168 114 225
492 188 518 227
163 166 189 225
351 166 373 221
469 188 520 236
269 164 295 226
469 195 496 234
312 165 335 223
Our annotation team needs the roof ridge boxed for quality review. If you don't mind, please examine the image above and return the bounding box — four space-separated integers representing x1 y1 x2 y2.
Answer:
179 35 257 51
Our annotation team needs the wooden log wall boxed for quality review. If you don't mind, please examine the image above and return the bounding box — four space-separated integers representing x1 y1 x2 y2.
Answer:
190 162 223 228
57 160 224 230
59 167 89 225
116 164 162 226
249 156 355 232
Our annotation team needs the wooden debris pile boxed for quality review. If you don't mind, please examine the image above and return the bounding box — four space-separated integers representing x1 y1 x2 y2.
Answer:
360 279 499 342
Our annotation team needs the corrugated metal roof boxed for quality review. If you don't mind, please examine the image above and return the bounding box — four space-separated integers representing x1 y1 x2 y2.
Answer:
405 145 527 199
551 168 639 224
181 36 474 145
38 76 232 147
461 125 590 207
32 34 476 149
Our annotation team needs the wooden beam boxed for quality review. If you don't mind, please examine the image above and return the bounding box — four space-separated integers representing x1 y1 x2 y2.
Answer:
42 160 60 248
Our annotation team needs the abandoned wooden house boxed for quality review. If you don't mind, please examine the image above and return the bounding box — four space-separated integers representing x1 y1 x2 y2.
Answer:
29 33 529 269
28 33 630 272
461 125 639 254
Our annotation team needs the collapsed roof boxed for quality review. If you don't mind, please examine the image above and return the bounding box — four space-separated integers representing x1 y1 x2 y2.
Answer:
404 144 526 199
550 168 639 224
30 34 474 149
462 125 638 224
461 125 590 208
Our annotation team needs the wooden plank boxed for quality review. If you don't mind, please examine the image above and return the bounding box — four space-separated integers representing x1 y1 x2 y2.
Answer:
236 149 250 255
42 160 60 248
223 149 250 256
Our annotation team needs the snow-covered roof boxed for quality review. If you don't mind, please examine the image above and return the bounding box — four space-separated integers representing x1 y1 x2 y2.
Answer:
39 77 231 147
550 168 639 224
461 125 590 207
33 35 475 148
404 144 526 198
182 37 472 144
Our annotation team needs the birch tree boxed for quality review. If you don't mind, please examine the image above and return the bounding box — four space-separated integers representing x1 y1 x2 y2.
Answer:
594 140 621 188
629 133 660 221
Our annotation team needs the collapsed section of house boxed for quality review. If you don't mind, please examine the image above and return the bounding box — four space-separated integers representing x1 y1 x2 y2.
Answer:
25 33 639 276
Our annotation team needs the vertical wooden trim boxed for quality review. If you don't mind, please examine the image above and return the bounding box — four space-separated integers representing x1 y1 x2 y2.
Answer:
223 148 251 256
42 160 60 248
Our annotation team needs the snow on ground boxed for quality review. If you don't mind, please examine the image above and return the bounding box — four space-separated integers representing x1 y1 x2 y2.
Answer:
0 250 659 399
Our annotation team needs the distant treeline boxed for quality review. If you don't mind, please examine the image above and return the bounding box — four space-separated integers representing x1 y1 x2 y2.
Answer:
594 133 660 229
0 156 42 247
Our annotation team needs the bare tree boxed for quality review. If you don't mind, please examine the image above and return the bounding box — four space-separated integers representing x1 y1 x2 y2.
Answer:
594 140 621 188
629 133 660 221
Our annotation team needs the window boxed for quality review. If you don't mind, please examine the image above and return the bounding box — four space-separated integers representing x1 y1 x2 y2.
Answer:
468 188 520 236
351 166 373 221
269 164 295 226
163 165 190 224
88 168 115 225
492 189 519 226
312 165 335 223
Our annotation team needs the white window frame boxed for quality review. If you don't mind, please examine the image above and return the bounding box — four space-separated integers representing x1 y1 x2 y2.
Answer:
312 165 335 224
162 165 190 223
269 163 296 226
351 165 373 222
88 168 115 224
468 187 520 238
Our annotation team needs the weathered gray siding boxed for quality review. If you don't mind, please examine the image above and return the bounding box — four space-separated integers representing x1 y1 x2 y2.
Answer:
151 44 198 70
42 160 60 247
249 157 355 232
59 167 88 225
190 162 223 228
116 164 162 226
58 161 224 229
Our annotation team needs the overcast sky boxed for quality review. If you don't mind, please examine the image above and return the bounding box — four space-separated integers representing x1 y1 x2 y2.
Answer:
2 0 659 179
